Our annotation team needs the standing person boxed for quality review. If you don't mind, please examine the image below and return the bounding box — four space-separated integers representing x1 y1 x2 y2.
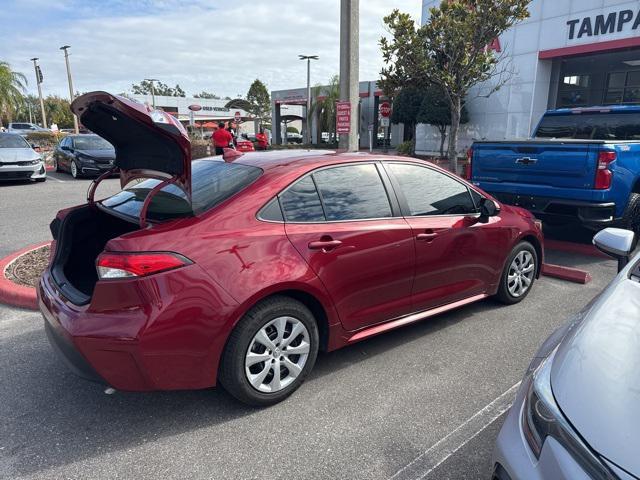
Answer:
255 129 268 150
212 122 233 155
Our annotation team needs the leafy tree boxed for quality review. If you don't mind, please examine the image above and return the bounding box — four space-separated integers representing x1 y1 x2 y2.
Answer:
246 79 271 126
44 96 74 129
421 0 530 171
378 10 429 97
417 85 469 158
390 86 425 153
0 61 27 127
131 80 186 97
286 126 299 134
193 91 220 99
309 75 340 144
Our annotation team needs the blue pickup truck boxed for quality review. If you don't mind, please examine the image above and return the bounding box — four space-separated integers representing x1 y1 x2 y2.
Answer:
469 105 640 232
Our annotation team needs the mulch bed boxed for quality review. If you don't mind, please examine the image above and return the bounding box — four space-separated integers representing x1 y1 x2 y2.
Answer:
4 245 50 288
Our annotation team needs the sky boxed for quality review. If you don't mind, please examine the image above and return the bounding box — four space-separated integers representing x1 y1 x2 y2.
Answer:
0 0 423 100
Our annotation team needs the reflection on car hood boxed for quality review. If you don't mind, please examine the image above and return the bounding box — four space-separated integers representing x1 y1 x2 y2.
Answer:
551 256 640 476
76 149 115 160
0 148 39 163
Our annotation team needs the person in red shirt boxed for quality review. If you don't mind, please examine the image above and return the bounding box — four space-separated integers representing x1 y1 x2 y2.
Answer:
212 122 233 155
255 130 268 150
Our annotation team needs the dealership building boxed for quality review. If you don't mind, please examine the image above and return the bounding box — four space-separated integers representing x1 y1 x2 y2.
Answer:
417 0 640 154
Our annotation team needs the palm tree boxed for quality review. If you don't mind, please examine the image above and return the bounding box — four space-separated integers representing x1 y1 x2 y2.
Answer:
0 61 27 128
309 74 339 145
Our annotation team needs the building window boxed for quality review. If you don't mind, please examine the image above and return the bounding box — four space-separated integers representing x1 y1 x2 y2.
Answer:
604 71 640 105
557 74 591 107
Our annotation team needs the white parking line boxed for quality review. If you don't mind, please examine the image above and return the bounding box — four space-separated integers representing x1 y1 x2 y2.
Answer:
389 382 521 480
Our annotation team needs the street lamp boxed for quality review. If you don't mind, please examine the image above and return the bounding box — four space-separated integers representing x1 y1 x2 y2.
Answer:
30 58 47 129
60 45 79 134
299 55 318 145
144 78 159 108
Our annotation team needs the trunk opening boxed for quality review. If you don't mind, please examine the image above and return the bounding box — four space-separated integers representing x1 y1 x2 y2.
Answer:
51 205 139 305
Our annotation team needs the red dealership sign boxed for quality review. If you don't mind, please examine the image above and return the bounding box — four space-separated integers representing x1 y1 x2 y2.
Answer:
336 101 351 134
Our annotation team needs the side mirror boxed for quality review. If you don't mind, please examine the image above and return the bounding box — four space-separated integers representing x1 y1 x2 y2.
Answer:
478 197 500 223
61 145 71 152
593 227 637 272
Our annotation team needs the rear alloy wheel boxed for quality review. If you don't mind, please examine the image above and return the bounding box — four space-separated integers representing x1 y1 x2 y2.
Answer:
619 193 640 235
53 157 60 172
496 242 537 304
220 296 319 406
70 161 80 179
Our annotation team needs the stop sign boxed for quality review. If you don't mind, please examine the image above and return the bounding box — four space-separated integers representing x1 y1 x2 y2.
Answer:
379 101 391 118
234 111 242 122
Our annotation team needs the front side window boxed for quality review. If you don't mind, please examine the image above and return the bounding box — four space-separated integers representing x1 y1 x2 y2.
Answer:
387 163 476 216
312 164 392 221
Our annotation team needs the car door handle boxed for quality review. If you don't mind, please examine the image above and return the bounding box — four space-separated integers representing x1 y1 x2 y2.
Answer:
416 233 438 241
308 239 342 251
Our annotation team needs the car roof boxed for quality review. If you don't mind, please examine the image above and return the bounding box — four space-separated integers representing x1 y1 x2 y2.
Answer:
234 150 431 173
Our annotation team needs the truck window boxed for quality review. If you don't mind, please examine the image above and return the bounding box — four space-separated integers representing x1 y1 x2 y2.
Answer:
535 112 640 140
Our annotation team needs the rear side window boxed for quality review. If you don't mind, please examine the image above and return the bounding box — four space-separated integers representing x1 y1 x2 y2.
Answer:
535 112 640 140
387 163 476 216
280 176 325 222
101 160 262 221
312 164 392 221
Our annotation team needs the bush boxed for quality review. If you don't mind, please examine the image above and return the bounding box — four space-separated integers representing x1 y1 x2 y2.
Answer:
396 140 414 156
286 126 299 134
24 131 68 150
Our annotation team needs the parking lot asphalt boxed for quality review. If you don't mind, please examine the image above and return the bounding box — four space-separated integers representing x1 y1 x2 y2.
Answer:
0 173 618 479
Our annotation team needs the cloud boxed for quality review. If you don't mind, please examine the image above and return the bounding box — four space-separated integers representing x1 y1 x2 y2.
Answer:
0 0 422 98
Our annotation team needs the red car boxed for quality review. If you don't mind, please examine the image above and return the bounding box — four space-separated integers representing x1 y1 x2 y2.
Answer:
235 137 255 152
39 92 544 406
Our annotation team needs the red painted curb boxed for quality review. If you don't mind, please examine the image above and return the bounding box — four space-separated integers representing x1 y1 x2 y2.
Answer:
46 165 54 172
0 242 51 310
545 239 610 259
542 263 592 284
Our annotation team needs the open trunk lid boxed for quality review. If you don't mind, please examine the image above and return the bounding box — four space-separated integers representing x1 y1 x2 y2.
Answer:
71 91 191 201
472 141 599 189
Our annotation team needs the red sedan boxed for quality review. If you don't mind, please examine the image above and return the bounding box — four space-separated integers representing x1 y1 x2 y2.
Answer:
39 92 544 406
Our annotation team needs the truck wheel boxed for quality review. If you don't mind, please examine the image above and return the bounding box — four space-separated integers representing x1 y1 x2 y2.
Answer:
620 193 640 234
219 296 319 407
495 241 538 305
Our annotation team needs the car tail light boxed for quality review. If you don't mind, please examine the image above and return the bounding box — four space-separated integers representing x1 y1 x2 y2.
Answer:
96 252 192 279
464 148 473 179
595 150 616 190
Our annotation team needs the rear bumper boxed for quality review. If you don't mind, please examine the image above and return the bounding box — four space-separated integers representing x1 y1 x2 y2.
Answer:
490 192 616 227
38 265 238 391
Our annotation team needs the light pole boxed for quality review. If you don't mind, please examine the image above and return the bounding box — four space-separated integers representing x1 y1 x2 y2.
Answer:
30 58 47 129
145 78 159 108
299 55 318 145
60 45 79 134
339 0 359 152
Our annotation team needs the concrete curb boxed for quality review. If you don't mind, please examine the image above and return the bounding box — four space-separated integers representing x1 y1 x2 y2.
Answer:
0 242 50 310
541 263 592 284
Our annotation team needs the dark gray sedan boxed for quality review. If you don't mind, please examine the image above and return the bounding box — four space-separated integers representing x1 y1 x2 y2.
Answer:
493 228 640 480
53 134 115 178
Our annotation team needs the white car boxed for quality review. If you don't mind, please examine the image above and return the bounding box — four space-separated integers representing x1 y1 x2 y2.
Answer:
0 133 46 182
7 122 51 136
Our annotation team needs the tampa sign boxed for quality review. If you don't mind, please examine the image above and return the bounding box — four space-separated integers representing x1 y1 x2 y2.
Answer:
567 9 640 40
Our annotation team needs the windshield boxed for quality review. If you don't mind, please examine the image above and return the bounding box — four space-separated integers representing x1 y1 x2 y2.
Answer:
535 112 640 140
0 135 30 148
73 136 113 150
101 159 262 222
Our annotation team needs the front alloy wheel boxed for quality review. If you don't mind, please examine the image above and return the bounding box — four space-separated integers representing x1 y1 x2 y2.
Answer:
245 316 310 393
496 241 538 304
507 250 535 298
70 161 79 178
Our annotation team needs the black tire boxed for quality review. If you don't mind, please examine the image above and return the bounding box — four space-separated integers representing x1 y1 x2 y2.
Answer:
53 157 60 172
34 177 46 182
495 241 538 305
219 296 319 407
70 160 80 179
619 193 640 234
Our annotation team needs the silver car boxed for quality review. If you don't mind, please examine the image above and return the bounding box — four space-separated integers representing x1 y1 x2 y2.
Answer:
493 227 640 480
7 122 50 136
0 133 46 182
